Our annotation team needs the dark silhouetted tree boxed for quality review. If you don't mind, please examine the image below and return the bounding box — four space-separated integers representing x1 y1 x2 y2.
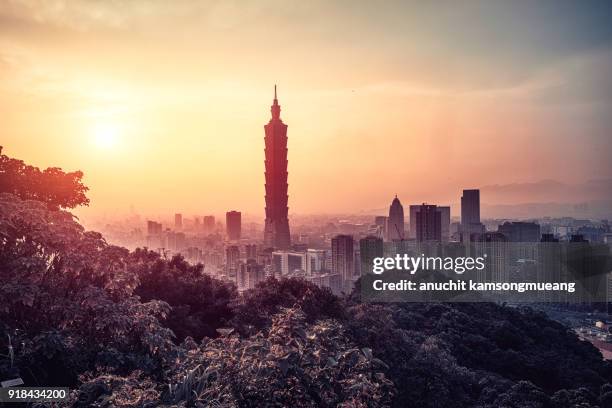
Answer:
0 146 89 209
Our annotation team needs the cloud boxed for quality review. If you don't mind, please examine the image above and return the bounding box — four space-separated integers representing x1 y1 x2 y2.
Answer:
481 179 612 204
0 0 153 31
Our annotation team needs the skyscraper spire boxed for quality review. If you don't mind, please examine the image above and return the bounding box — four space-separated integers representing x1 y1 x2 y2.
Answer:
271 84 281 120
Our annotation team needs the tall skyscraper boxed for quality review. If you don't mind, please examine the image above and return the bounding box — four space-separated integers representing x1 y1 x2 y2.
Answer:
264 86 291 249
461 189 484 238
387 195 405 241
415 204 442 242
331 234 354 288
226 210 241 241
461 189 480 226
174 213 183 229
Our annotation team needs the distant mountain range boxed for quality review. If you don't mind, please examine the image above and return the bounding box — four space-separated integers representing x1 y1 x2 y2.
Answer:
481 179 612 204
479 179 612 219
363 179 612 220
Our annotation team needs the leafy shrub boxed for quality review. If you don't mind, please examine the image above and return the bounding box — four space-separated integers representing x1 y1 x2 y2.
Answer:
166 307 394 407
231 277 345 335
133 250 237 342
0 148 89 209
0 193 173 386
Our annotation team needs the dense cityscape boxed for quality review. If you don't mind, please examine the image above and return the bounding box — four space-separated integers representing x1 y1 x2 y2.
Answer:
88 90 612 301
90 192 612 291
2 1 612 406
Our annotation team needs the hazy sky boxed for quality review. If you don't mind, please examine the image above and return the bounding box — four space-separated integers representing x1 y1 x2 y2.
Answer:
1 0 611 218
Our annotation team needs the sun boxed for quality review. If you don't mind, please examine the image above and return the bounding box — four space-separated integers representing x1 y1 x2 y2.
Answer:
92 122 120 149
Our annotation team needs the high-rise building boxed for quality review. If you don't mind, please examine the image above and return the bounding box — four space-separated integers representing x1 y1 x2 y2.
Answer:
272 252 283 277
387 196 405 241
244 244 257 260
203 215 215 232
408 205 419 239
287 252 307 275
461 189 480 225
415 204 442 242
306 249 327 276
409 205 450 240
331 234 354 288
146 221 163 249
461 189 484 238
174 213 183 229
237 259 266 292
175 232 186 250
354 248 361 278
359 235 383 275
147 220 162 235
263 86 291 249
164 231 177 250
225 245 240 277
538 234 562 302
226 211 241 241
437 206 451 241
271 250 307 276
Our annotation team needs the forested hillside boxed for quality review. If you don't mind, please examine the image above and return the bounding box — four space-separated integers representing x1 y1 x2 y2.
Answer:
1 151 612 407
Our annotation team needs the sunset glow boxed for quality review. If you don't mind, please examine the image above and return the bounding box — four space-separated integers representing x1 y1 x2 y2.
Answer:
1 1 610 219
2 3 612 403
92 122 120 150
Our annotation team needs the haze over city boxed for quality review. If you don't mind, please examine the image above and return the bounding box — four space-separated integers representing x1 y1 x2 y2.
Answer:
3 2 612 406
1 0 611 220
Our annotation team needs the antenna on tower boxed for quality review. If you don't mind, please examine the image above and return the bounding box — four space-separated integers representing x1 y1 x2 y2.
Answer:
274 84 277 100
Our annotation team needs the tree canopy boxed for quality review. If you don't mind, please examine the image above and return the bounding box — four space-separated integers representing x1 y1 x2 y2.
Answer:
0 146 89 209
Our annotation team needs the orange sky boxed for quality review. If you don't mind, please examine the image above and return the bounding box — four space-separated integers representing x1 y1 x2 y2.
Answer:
1 1 611 219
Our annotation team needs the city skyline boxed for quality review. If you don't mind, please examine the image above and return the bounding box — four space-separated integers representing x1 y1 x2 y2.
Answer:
1 3 611 405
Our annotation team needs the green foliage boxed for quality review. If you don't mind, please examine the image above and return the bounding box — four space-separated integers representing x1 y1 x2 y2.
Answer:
70 371 161 408
0 193 173 386
344 301 612 407
166 307 395 407
0 149 89 210
133 250 237 342
231 277 345 335
2 187 612 407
